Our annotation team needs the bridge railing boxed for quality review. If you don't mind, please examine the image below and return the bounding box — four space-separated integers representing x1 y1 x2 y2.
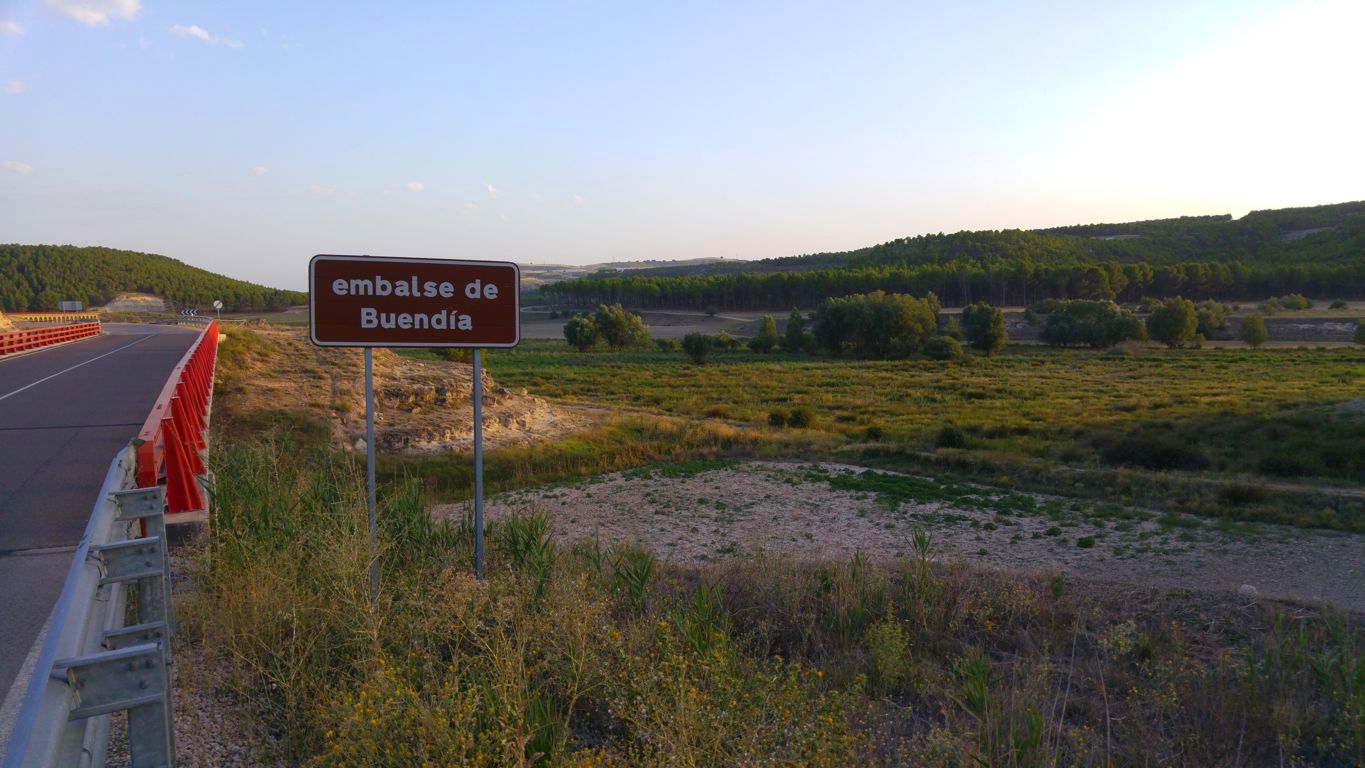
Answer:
0 321 102 357
1 451 177 768
134 320 219 520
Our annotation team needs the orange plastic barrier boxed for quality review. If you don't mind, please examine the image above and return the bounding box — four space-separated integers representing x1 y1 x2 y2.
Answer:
134 321 219 517
0 321 102 356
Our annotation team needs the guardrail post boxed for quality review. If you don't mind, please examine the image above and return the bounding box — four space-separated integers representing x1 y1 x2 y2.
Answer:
112 487 175 639
54 643 173 768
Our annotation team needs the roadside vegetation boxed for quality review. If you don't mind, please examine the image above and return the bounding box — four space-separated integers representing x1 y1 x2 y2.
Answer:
195 438 1365 766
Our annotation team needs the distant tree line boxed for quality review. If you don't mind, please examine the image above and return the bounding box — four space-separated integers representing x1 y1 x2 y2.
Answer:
541 201 1365 310
540 259 1365 311
0 245 305 312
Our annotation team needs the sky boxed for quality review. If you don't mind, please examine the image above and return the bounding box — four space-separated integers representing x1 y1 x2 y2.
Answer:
1 0 1363 291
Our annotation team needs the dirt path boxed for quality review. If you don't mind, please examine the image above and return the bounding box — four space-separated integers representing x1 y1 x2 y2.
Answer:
434 461 1365 612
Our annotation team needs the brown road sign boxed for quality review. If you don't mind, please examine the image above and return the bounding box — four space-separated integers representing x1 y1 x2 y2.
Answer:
309 254 521 347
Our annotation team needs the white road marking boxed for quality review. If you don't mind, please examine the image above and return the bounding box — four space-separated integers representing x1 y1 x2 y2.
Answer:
0 335 152 402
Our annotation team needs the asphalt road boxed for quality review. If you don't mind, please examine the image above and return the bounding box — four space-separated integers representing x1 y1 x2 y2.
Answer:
0 323 198 732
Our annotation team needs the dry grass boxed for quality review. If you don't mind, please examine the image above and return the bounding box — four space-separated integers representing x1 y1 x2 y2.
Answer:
194 439 1365 766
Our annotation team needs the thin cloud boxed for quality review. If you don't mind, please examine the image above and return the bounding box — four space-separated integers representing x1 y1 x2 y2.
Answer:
48 0 141 27
572 193 585 205
0 20 23 36
4 80 24 96
252 166 269 177
461 202 480 214
308 183 337 195
3 160 34 175
485 183 499 199
406 181 425 192
170 24 243 48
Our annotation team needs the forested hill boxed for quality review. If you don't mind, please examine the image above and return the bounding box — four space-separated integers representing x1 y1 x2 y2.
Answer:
541 201 1365 309
0 245 305 312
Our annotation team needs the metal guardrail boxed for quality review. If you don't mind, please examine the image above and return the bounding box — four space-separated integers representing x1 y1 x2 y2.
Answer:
4 312 101 324
1 450 177 768
4 319 221 767
134 321 219 521
0 322 102 357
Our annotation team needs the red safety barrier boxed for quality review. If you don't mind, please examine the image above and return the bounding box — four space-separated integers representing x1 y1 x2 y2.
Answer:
0 321 102 356
134 321 220 518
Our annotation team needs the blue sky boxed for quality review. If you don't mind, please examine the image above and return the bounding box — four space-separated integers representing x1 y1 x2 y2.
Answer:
2 1 1362 290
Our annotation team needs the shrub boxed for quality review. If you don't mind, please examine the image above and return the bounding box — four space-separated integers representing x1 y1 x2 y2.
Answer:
593 303 651 351
654 337 680 352
862 425 884 441
1355 320 1365 346
704 305 718 317
787 407 815 428
1195 300 1227 336
1329 299 1347 310
1280 293 1312 310
1239 313 1268 348
923 335 964 361
1219 484 1268 506
1147 298 1199 348
866 619 910 694
682 333 712 365
1099 434 1211 471
563 315 599 351
750 315 779 353
712 330 744 352
767 411 786 428
1258 454 1309 478
942 315 963 340
784 308 805 351
935 425 967 449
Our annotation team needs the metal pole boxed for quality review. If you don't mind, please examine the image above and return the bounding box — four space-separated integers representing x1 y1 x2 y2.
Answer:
472 348 485 580
365 347 378 606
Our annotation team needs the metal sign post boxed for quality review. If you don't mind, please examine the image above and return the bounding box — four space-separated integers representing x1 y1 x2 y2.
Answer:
308 254 520 588
472 349 485 579
365 348 378 603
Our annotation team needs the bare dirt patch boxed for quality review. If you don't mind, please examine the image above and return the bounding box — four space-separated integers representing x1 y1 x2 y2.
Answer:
218 326 594 452
438 461 1365 612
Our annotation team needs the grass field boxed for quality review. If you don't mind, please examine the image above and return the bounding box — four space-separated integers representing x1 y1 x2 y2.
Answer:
476 341 1365 530
193 438 1365 767
195 329 1365 766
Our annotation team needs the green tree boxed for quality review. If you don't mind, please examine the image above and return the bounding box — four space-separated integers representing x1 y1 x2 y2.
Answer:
592 304 651 351
814 291 937 358
1355 320 1365 346
1039 300 1145 348
751 315 779 353
961 302 1007 355
784 308 805 351
562 315 599 351
681 332 712 364
1239 313 1268 348
1147 298 1199 348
